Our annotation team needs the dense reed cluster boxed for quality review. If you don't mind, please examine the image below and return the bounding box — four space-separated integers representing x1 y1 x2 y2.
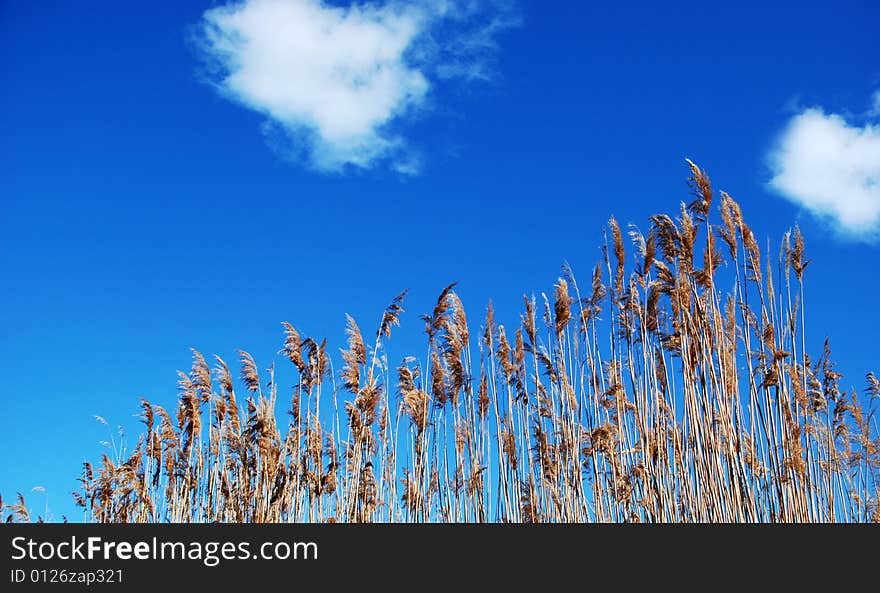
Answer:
5 161 878 523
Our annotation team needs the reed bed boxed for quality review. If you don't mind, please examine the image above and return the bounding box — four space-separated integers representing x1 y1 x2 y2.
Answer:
4 161 878 523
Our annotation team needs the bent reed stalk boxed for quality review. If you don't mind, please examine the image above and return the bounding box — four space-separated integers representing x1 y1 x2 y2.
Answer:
5 161 878 523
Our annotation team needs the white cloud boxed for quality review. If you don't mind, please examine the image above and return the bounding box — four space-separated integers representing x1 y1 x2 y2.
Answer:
767 95 880 240
197 0 516 173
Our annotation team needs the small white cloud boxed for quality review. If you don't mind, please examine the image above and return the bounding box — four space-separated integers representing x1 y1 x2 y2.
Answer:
197 0 516 173
767 93 880 240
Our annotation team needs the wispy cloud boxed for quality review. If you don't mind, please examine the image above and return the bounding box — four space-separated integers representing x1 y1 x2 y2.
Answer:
197 0 517 173
767 91 880 240
870 90 880 117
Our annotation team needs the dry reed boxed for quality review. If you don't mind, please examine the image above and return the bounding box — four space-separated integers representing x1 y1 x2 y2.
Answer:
4 161 877 523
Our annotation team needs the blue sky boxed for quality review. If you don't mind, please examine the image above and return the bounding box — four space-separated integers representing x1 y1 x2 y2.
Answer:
1 0 878 521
